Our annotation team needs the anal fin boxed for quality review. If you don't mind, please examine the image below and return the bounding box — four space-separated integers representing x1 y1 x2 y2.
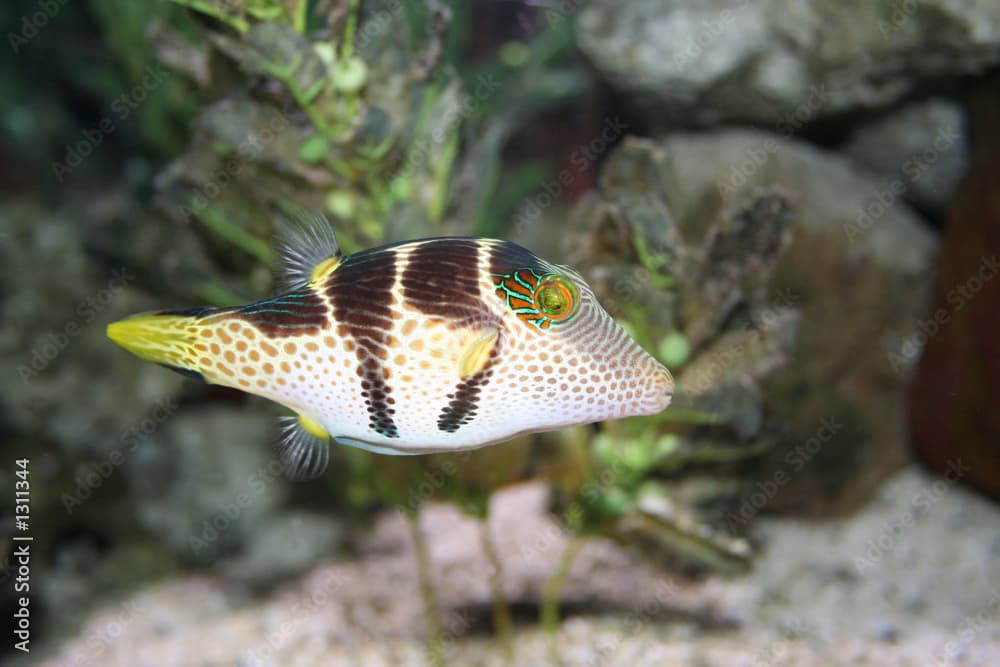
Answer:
276 413 331 480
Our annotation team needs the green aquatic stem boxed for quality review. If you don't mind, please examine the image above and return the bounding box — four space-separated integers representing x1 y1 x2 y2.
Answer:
406 510 446 667
387 82 444 200
261 56 337 139
479 518 514 663
365 173 394 215
632 232 674 290
300 77 327 105
193 281 249 308
323 154 358 182
291 0 308 33
198 206 273 265
357 133 397 162
658 407 726 425
429 129 459 223
541 536 584 635
469 121 509 237
171 0 249 33
340 0 361 60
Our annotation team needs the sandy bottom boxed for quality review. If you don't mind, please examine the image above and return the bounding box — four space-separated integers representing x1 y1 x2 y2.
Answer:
31 465 1000 667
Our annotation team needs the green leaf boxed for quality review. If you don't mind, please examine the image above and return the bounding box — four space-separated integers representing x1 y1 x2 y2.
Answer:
297 135 329 163
499 41 531 68
596 487 629 518
332 57 368 93
658 331 691 367
325 190 355 218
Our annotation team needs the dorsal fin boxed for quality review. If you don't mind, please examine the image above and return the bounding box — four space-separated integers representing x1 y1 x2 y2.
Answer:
275 207 343 290
276 413 331 481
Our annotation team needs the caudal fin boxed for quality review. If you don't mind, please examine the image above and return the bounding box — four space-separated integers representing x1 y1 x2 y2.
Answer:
106 308 216 380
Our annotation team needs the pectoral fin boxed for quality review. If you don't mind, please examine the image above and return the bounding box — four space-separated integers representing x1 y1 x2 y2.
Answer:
459 327 500 379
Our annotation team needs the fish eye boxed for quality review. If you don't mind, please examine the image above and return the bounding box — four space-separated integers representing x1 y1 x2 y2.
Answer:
536 274 578 321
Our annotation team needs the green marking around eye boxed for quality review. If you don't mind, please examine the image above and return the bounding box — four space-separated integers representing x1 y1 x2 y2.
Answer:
492 270 579 329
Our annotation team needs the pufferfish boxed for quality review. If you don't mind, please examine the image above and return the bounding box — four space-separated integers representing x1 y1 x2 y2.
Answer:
107 213 673 479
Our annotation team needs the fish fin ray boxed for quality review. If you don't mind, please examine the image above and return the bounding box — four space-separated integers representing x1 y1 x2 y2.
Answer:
275 207 342 290
276 414 331 481
459 327 501 379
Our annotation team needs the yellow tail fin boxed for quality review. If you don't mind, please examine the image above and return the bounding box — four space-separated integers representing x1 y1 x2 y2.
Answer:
106 310 212 380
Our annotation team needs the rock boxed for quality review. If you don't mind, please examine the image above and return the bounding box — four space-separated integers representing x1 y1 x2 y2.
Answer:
126 408 285 562
225 511 345 586
577 0 1000 125
841 99 969 213
0 203 187 454
907 76 1000 499
585 132 938 515
0 199 355 652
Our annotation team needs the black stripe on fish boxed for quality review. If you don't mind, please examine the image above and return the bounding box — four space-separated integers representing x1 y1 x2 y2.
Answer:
233 289 329 337
488 239 549 277
325 246 400 439
156 306 219 318
437 331 502 433
401 238 489 326
159 291 330 338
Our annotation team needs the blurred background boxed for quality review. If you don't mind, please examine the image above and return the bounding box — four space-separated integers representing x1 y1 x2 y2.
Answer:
1 1 998 665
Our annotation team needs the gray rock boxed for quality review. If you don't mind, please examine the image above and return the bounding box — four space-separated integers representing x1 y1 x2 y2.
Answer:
0 203 187 454
127 408 285 561
841 99 969 212
660 131 937 274
593 131 938 514
225 511 345 585
577 0 1000 125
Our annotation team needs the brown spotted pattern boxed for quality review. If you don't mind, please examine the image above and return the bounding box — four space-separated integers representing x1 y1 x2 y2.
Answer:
116 235 673 454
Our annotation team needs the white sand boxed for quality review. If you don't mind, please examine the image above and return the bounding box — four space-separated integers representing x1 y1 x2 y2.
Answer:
32 466 1000 667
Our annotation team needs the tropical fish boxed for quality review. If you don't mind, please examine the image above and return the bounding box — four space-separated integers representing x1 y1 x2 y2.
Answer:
107 213 674 479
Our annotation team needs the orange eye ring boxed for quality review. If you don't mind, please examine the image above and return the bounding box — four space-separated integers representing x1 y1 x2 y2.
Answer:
535 274 578 321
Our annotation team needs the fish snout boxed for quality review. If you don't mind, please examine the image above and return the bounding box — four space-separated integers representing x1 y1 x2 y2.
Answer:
641 361 674 415
106 312 203 376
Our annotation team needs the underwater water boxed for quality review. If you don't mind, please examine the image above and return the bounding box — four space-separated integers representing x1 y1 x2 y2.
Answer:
2 1 999 666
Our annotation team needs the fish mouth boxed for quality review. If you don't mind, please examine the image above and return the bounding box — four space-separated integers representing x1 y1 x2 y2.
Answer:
107 313 201 372
643 364 675 414
661 366 675 408
107 315 178 362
